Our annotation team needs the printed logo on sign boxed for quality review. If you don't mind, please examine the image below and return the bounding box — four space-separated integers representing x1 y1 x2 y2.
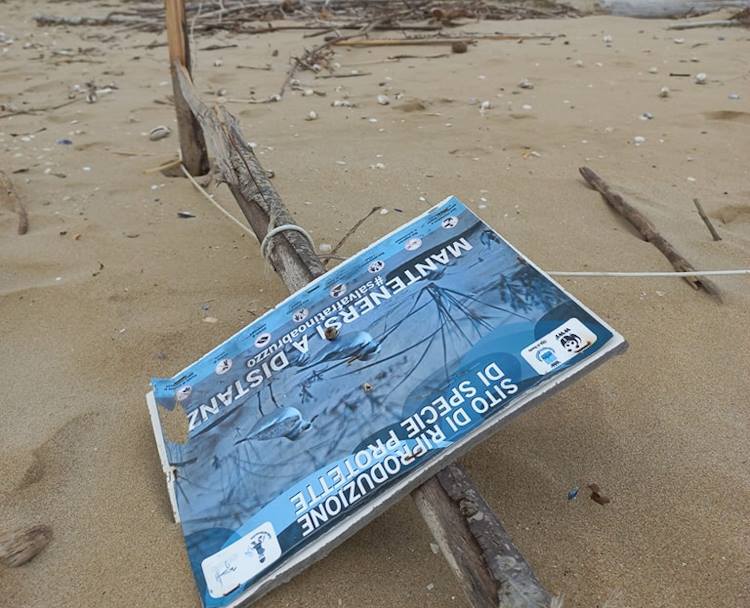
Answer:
368 260 384 274
292 308 309 323
521 318 597 375
215 358 233 375
202 522 281 599
254 333 271 349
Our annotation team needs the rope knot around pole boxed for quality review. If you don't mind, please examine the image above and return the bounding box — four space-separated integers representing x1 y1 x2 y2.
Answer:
260 221 316 262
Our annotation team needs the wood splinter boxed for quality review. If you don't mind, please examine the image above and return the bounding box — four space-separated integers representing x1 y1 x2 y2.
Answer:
0 525 52 567
579 166 721 301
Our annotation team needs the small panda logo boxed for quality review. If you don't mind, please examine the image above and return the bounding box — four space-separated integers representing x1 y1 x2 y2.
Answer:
292 308 309 323
175 385 192 402
559 333 584 354
368 260 384 274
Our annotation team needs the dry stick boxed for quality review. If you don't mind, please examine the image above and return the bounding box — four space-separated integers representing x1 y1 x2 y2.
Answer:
174 63 554 608
667 20 743 30
0 98 78 120
579 166 721 301
0 171 29 235
333 33 557 47
693 198 721 241
316 71 373 79
325 205 382 264
164 0 209 176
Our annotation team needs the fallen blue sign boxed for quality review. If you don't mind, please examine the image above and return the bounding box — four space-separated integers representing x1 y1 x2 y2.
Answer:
147 195 626 607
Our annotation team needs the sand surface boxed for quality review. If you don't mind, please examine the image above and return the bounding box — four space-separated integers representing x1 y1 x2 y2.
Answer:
1 3 749 607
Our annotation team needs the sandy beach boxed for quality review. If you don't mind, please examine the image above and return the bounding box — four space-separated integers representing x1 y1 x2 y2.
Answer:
1 1 749 606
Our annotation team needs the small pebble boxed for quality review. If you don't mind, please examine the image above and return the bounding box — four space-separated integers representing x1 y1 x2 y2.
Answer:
648 66 658 74
149 125 171 141
728 93 740 100
658 86 670 98
305 110 318 121
673 38 685 45
213 59 223 67
694 72 707 85
640 112 654 120
633 136 646 145
203 317 218 323
376 94 390 105
318 243 332 253
603 34 613 44
451 40 468 54
518 79 534 90
575 59 584 67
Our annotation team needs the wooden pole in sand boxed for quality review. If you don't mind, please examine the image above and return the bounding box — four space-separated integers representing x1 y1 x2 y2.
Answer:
164 0 208 176
173 61 555 608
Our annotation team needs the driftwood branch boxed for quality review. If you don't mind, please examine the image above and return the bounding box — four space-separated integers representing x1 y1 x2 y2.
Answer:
667 19 743 30
579 166 721 301
333 33 557 47
175 63 554 607
1 171 29 235
437 466 553 608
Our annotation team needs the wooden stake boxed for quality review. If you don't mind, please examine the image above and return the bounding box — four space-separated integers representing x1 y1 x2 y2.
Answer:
693 198 721 241
164 0 208 176
174 64 555 607
579 166 722 301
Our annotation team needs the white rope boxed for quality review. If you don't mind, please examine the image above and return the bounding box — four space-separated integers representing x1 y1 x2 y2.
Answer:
549 270 750 277
260 223 316 261
177 168 747 279
180 164 258 241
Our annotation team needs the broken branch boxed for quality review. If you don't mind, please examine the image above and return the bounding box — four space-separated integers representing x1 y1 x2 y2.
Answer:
579 166 721 301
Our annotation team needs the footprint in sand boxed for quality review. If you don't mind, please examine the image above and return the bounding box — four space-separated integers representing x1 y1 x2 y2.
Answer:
703 110 750 124
712 204 750 225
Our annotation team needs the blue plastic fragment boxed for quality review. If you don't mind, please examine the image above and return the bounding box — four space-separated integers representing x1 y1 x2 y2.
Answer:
56 138 73 145
567 487 580 501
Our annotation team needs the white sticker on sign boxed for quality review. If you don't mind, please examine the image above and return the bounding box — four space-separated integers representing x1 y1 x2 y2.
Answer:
521 318 597 375
202 521 282 599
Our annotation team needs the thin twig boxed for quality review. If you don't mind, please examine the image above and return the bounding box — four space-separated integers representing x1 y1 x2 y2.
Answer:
693 198 721 241
326 205 382 265
0 98 79 120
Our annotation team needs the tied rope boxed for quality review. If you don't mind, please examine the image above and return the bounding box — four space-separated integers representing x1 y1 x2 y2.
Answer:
180 163 316 262
180 167 748 279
